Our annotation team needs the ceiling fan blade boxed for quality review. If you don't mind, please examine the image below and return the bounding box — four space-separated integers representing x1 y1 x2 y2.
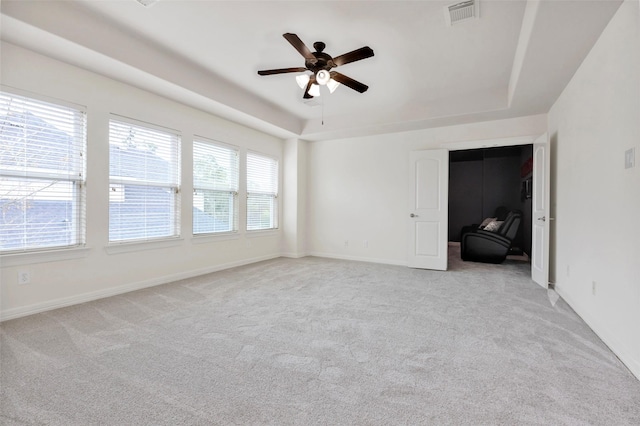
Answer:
332 46 374 67
303 76 317 99
283 33 316 61
330 72 369 93
303 80 314 99
257 67 307 76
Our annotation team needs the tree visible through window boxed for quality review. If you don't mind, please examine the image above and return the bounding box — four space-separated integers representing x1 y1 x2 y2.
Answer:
108 118 180 242
0 91 86 253
193 139 239 235
246 152 278 231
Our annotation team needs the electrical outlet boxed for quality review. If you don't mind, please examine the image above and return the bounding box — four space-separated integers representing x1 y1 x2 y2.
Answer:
566 265 570 277
624 147 635 169
592 281 596 296
344 240 349 247
364 240 369 248
18 270 31 285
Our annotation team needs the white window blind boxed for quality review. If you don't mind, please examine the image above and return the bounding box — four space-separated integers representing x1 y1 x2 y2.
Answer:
109 118 180 242
246 152 278 231
0 90 86 253
193 139 239 234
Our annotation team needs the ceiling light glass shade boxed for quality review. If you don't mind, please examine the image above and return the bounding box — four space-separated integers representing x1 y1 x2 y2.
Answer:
316 70 330 85
327 78 340 93
308 84 321 97
296 74 310 89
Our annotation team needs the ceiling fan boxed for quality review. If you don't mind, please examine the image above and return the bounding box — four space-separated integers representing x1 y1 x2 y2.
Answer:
257 33 374 99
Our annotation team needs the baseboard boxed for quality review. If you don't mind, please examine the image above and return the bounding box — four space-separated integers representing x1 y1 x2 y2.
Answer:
280 251 309 259
307 251 408 267
0 253 280 322
555 286 640 381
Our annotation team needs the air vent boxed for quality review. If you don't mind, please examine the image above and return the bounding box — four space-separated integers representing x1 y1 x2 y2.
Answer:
135 0 158 7
444 0 479 26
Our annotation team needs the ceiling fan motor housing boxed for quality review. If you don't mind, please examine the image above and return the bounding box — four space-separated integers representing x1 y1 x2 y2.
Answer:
306 50 336 74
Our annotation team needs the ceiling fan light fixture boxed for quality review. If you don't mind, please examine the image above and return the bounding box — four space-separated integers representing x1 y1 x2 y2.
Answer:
309 84 321 97
316 70 331 85
296 74 310 89
327 78 340 93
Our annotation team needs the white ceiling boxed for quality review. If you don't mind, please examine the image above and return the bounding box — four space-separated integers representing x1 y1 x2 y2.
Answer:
0 0 623 141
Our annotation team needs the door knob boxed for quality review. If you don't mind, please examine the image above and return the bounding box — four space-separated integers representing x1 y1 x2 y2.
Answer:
538 216 546 222
410 213 419 218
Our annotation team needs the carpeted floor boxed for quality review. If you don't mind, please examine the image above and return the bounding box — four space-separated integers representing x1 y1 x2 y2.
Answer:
2 248 639 425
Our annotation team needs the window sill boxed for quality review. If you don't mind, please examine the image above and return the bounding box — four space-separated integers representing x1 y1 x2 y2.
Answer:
105 237 184 255
246 229 280 238
1 246 91 267
192 232 240 244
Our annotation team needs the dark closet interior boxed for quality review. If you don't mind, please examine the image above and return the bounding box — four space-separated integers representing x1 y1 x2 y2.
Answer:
449 145 533 257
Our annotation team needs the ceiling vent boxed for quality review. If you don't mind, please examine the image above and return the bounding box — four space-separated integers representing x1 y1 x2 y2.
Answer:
135 0 158 7
444 0 479 26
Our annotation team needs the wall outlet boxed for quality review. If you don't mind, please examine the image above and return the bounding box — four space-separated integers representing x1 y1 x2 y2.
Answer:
344 240 349 247
364 240 369 248
18 270 31 285
625 147 635 169
566 265 570 277
592 281 596 296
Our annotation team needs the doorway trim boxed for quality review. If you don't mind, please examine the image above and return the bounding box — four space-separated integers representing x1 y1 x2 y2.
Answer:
444 135 539 151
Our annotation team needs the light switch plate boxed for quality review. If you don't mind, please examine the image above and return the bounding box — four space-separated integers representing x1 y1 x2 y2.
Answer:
625 147 635 169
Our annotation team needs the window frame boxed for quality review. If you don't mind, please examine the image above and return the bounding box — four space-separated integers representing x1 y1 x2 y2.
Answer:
246 151 279 232
192 137 239 236
108 115 181 244
0 87 87 254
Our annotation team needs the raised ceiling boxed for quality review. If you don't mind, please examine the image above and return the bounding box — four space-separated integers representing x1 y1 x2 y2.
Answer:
0 0 623 141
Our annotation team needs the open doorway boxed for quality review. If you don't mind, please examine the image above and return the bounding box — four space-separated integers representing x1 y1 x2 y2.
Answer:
449 144 533 260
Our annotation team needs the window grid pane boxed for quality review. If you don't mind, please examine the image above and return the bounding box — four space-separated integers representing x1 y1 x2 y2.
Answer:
193 140 239 235
193 189 237 234
246 152 278 231
109 119 180 242
1 91 86 253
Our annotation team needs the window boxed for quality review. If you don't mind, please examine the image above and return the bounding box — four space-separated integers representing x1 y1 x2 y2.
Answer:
246 152 278 231
109 117 180 242
0 90 86 253
193 139 239 235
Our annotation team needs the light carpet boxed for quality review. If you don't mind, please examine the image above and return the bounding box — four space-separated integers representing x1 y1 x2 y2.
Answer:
2 248 639 425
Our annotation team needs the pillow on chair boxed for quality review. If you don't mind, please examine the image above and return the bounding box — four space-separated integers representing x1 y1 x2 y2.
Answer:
483 220 503 232
479 217 497 229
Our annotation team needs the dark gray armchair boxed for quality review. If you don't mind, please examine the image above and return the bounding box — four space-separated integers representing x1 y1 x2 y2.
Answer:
461 210 522 264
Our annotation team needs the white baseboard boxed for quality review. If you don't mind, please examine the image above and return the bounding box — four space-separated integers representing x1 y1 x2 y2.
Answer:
280 251 309 259
555 286 640 381
0 253 280 322
307 251 408 267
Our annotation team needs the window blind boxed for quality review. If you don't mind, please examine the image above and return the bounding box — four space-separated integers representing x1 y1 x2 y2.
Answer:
193 139 239 234
0 91 86 252
108 118 180 242
246 152 278 231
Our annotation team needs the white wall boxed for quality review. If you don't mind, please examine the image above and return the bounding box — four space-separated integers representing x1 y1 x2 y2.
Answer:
548 0 640 379
282 137 308 258
307 115 547 265
0 43 284 320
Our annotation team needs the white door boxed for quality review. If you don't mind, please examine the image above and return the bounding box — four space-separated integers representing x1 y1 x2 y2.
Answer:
531 133 550 288
408 149 449 270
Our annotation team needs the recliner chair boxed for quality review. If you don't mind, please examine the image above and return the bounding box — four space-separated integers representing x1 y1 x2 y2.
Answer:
461 210 522 264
